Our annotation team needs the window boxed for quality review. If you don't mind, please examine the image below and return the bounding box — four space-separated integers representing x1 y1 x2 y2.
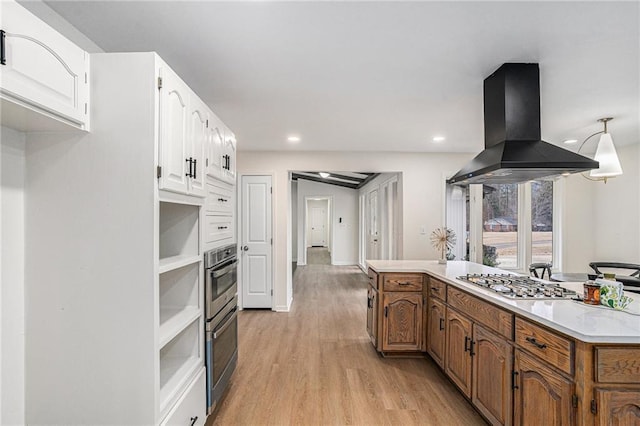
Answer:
531 181 553 264
455 180 559 273
482 184 519 269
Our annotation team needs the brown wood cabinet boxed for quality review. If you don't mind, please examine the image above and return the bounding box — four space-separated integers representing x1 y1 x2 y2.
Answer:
445 307 473 398
514 349 574 426
473 324 513 426
426 297 446 368
366 269 379 348
367 267 640 426
594 389 640 426
381 292 423 352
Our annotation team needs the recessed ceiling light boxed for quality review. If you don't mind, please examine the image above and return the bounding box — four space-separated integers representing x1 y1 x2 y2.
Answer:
562 172 571 176
563 139 578 144
287 135 301 143
432 136 446 143
319 172 330 178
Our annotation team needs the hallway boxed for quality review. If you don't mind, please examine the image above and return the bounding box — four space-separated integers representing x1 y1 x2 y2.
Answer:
211 263 486 425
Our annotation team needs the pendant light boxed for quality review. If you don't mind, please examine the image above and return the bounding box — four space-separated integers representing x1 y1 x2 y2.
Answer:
578 117 623 183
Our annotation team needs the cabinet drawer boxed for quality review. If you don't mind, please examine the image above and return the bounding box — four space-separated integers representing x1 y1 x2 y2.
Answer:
204 215 233 244
428 277 447 301
368 268 379 290
447 287 512 339
205 183 233 215
383 273 423 291
161 367 206 426
515 318 573 375
595 347 640 383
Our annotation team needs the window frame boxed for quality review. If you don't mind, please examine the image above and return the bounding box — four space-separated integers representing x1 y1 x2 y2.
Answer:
466 180 561 274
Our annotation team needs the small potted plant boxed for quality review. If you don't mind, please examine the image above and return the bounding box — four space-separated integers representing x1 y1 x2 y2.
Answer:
430 227 456 264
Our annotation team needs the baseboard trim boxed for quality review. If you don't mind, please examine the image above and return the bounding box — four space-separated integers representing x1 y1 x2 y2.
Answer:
331 261 358 266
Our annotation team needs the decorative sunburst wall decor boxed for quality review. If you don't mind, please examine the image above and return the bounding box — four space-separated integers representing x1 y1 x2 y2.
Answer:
430 227 457 263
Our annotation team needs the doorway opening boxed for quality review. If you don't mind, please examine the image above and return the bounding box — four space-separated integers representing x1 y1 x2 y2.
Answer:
303 196 332 265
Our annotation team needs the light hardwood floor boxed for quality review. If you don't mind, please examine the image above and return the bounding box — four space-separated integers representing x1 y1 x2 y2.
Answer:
210 264 487 425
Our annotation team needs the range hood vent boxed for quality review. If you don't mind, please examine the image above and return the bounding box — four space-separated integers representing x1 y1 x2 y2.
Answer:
448 63 598 185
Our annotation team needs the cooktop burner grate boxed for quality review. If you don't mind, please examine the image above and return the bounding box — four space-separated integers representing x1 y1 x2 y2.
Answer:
457 273 577 300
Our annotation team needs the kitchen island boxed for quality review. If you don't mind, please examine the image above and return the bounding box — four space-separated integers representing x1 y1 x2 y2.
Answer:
366 260 640 426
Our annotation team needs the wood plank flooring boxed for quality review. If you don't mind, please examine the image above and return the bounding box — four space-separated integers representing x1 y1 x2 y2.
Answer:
211 264 487 425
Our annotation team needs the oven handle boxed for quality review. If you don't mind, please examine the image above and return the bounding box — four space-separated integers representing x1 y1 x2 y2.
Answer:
213 308 237 340
211 259 238 278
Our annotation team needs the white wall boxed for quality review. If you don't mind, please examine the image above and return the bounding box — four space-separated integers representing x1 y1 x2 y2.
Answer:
0 126 26 425
297 179 359 266
237 151 472 311
562 142 640 272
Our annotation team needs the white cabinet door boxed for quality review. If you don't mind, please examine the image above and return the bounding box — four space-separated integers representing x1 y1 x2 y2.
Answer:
187 97 207 197
205 114 225 180
159 67 190 195
222 129 237 183
0 0 89 129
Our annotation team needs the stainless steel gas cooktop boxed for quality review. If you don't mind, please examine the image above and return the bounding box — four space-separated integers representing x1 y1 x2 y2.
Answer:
457 273 577 300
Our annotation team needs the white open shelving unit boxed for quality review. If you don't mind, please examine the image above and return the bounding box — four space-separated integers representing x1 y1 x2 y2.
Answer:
158 201 203 420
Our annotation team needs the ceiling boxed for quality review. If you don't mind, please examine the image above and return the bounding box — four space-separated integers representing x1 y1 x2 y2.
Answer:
292 172 379 189
34 1 639 153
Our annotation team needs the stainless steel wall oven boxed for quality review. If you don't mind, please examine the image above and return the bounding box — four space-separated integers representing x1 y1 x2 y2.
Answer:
204 244 238 414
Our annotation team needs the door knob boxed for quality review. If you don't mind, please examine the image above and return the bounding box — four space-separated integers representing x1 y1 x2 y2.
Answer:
243 245 249 251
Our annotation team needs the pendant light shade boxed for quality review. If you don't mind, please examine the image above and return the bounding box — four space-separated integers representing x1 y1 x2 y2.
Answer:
577 117 623 183
589 133 623 178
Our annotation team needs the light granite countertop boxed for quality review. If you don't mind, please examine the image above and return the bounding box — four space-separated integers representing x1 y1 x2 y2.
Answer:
366 260 640 344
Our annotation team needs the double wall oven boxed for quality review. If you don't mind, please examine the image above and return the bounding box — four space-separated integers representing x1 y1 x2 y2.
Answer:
204 244 238 414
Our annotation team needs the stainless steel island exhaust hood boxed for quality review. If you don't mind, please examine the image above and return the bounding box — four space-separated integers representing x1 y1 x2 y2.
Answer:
447 63 598 185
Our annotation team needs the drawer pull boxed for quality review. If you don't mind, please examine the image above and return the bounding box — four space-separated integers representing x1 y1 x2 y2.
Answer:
217 226 228 230
398 281 412 286
431 287 440 292
189 416 198 426
525 336 547 349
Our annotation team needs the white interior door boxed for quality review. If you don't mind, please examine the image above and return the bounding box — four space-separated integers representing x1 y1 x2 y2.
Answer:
310 207 327 246
241 175 272 308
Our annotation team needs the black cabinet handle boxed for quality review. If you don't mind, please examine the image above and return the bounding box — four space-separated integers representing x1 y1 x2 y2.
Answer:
398 281 411 286
464 336 470 352
217 226 228 230
512 371 519 390
431 287 440 292
439 317 444 331
189 416 198 426
525 336 547 349
1 30 6 66
185 158 193 178
384 306 388 317
192 159 197 177
469 340 476 357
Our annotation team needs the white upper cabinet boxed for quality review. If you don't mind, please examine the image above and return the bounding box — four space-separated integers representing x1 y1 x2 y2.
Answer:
158 65 206 198
187 97 207 197
222 128 237 183
205 113 225 180
0 0 90 131
159 67 190 195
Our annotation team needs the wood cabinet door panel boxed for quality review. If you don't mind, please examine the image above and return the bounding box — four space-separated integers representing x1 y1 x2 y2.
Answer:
445 308 473 398
596 389 640 426
514 350 573 426
382 292 422 351
427 298 446 368
472 324 513 426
